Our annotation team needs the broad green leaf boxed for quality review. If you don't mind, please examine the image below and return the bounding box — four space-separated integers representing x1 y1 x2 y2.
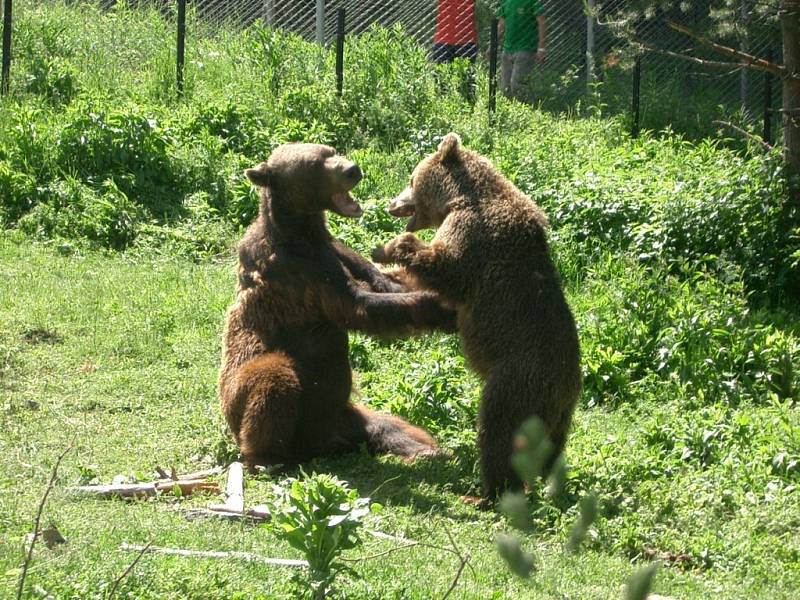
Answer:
498 491 532 532
496 533 535 578
625 563 659 600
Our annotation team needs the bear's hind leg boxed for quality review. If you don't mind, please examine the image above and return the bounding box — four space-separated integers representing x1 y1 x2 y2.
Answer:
224 353 302 468
477 369 531 501
340 405 440 459
540 395 578 478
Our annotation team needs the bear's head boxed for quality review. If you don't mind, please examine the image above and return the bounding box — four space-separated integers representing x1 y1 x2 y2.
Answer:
388 132 489 231
245 143 364 218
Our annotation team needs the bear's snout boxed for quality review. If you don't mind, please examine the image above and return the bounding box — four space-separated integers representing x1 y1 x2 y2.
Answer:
388 187 415 218
343 164 363 185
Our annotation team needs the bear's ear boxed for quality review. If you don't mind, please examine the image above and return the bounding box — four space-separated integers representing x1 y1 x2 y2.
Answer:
244 163 272 188
436 132 462 163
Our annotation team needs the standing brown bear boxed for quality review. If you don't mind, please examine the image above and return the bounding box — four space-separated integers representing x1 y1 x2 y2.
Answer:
372 133 582 501
219 143 455 467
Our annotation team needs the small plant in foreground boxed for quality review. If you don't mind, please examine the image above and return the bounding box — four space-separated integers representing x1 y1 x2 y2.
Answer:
267 472 375 599
497 417 656 599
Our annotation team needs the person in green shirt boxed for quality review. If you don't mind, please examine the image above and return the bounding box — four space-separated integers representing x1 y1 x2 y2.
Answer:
497 0 547 101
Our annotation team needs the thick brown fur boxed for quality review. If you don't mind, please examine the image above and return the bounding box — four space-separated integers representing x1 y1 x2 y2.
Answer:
373 133 582 501
219 143 455 467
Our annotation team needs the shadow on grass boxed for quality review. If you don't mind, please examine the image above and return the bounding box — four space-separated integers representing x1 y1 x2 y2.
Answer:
270 446 483 519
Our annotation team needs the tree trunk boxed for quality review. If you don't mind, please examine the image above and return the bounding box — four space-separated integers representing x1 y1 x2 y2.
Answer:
781 0 800 180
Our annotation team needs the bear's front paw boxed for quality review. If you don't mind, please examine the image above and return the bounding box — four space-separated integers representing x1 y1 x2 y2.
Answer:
372 233 420 264
371 244 390 264
389 233 423 262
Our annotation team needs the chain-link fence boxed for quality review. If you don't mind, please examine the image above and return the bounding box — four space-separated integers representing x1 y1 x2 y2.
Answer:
188 0 786 139
2 0 784 140
592 0 783 139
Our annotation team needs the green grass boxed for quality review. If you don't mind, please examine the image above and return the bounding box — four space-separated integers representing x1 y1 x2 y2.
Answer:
1 236 797 599
1 1 799 598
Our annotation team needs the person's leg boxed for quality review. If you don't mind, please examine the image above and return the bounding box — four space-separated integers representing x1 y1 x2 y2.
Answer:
500 52 515 97
452 43 477 61
464 56 476 104
431 43 455 64
510 51 536 102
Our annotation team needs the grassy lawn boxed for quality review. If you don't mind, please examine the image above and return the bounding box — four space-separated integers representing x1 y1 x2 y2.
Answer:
1 3 799 597
1 236 796 599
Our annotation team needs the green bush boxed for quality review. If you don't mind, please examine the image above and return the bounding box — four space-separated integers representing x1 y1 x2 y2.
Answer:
18 177 140 249
25 56 80 105
0 161 38 225
267 473 374 599
56 102 180 214
577 258 800 408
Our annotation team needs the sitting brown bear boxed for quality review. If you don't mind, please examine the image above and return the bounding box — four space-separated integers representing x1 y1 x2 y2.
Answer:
373 133 582 501
219 143 454 467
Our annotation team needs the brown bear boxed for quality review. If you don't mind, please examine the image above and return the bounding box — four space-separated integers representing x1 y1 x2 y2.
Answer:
219 142 455 467
372 133 582 501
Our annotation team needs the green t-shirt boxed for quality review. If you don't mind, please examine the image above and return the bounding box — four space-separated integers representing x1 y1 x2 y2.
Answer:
497 0 544 53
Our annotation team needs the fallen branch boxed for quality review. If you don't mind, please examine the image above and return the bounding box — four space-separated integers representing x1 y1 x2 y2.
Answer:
70 465 224 498
343 527 476 596
186 504 270 523
155 466 176 480
69 478 219 498
207 462 244 513
182 497 477 594
712 120 774 151
16 445 73 600
366 530 418 544
154 466 224 482
666 20 788 79
108 540 153 599
119 542 307 568
440 524 471 600
180 503 474 596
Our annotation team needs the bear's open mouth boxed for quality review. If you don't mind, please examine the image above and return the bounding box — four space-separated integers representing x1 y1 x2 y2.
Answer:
387 203 415 218
387 190 415 218
387 188 417 230
331 192 363 218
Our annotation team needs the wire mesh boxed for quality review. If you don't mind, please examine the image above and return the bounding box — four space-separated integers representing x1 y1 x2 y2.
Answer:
191 0 782 133
592 0 782 135
12 0 785 137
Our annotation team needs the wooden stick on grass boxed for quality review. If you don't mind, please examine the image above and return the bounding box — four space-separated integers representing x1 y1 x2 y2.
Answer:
440 523 472 600
107 540 153 599
343 526 476 598
186 504 270 522
154 465 224 482
119 543 308 568
16 444 73 600
69 478 219 498
207 462 244 514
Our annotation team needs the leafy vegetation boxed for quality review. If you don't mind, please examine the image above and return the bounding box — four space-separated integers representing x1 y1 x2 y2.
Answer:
267 473 375 599
1 1 798 598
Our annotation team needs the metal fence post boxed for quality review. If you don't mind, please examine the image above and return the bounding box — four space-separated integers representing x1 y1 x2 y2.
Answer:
1 0 12 95
488 18 498 117
335 8 344 96
763 48 773 145
631 55 641 139
586 0 595 85
740 0 750 108
315 0 324 45
177 0 185 96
